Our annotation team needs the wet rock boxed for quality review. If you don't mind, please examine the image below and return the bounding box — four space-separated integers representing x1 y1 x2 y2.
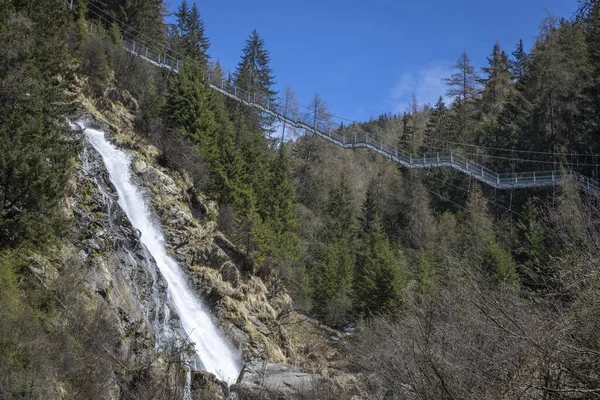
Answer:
71 137 185 367
221 320 250 350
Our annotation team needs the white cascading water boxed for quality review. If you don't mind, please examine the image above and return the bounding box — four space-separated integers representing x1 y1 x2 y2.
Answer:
83 125 242 383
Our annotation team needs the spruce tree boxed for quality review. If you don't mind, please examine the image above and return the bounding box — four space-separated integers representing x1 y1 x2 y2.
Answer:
425 97 451 141
88 0 165 41
480 42 513 119
0 1 77 248
510 39 528 84
464 185 517 285
173 1 210 65
233 30 277 135
354 181 404 315
311 175 356 322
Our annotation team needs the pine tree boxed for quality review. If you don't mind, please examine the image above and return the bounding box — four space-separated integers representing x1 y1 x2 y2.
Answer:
510 39 529 84
480 42 513 119
354 181 404 315
233 30 277 135
212 59 224 82
464 185 517 285
172 1 210 65
256 149 301 271
310 175 356 322
581 1 600 147
425 97 451 141
88 0 165 41
0 1 78 248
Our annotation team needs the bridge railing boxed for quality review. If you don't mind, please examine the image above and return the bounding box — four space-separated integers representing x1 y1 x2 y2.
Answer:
72 0 600 196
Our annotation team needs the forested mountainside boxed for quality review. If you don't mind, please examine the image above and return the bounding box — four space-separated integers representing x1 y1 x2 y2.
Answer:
2 0 600 398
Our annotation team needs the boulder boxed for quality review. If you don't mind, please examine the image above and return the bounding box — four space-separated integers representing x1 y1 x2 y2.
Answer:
234 361 321 397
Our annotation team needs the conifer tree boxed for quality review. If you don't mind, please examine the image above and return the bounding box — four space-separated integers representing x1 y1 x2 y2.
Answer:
172 1 210 65
212 60 224 82
445 51 481 103
88 0 165 41
480 42 513 119
354 181 405 315
163 62 246 205
233 30 277 135
311 175 356 322
0 1 77 248
510 39 529 84
255 149 301 272
426 97 451 141
445 52 481 141
464 185 517 285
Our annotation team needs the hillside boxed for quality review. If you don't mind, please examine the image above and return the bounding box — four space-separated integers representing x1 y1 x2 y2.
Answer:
2 0 600 399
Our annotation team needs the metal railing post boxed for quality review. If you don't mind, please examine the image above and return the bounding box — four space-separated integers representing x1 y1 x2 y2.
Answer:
533 172 536 183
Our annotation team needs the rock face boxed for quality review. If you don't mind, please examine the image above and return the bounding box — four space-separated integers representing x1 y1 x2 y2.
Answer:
69 126 190 391
120 133 298 365
72 111 351 397
234 361 322 398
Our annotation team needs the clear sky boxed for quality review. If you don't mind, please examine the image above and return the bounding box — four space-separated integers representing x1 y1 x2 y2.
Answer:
164 0 579 122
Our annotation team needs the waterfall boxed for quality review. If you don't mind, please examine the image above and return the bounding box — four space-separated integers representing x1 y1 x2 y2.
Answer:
83 124 242 384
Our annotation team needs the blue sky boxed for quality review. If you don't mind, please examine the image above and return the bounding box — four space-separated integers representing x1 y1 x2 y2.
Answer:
165 0 579 122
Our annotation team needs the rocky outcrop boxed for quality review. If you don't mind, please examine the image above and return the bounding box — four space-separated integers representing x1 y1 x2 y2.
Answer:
66 127 190 396
75 96 355 396
234 361 322 398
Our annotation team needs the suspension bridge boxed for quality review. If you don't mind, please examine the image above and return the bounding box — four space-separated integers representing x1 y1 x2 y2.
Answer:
70 0 600 197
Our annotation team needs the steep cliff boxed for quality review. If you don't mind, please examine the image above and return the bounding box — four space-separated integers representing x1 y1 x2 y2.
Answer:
64 89 355 398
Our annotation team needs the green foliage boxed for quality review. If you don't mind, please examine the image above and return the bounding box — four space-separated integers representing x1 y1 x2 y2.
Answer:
354 181 405 316
87 0 165 41
479 42 513 119
413 249 436 299
233 30 278 134
0 2 78 249
310 175 356 322
172 0 210 64
480 239 517 284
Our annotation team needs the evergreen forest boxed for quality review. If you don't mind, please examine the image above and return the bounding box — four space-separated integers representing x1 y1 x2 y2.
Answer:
2 0 600 398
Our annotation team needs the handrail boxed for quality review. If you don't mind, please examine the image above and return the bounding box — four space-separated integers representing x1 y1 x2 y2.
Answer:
68 0 600 197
